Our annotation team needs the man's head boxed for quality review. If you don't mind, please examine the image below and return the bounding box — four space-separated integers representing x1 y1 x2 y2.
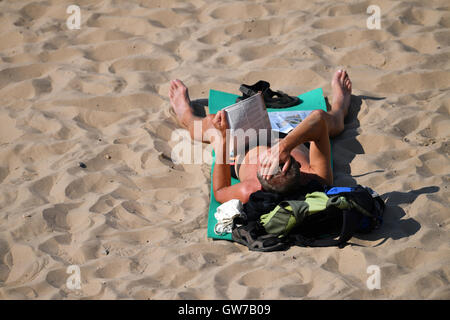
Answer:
257 157 301 194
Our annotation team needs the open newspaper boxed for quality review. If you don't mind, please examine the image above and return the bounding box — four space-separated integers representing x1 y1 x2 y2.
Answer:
268 110 312 134
223 93 311 156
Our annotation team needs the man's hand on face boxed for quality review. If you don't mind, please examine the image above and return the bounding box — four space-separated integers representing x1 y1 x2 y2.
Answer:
258 141 291 180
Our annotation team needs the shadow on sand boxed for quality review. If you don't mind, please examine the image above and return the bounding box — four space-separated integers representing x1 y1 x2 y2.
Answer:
331 95 440 245
356 186 439 246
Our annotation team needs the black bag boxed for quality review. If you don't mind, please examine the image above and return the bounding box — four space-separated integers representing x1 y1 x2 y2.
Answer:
233 185 385 251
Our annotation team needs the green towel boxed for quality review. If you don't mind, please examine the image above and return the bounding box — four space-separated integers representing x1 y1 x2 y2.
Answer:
207 88 328 241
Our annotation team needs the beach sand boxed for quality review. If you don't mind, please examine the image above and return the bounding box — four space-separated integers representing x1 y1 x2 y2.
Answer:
0 0 449 299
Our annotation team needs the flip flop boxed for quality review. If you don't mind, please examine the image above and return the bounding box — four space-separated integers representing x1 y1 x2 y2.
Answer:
236 80 301 109
191 98 208 117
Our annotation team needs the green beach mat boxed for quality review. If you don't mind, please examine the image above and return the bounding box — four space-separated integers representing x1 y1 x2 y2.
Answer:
207 88 328 241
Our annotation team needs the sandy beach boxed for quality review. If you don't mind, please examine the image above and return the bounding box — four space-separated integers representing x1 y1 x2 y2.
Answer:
0 0 449 299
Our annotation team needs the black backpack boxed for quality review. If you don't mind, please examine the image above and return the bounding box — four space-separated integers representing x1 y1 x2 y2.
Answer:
232 185 385 251
288 185 385 248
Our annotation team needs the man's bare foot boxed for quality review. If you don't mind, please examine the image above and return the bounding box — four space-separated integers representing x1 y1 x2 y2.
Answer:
331 69 352 118
169 79 192 127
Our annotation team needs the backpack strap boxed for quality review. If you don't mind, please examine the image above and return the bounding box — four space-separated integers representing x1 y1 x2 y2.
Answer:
289 210 361 248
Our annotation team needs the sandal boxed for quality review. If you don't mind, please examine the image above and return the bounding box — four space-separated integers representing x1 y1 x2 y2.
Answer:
232 220 290 252
236 80 301 109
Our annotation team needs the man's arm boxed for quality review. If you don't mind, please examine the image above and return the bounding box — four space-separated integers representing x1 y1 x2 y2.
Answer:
260 109 333 185
280 110 328 152
209 110 258 203
212 139 259 203
212 138 231 197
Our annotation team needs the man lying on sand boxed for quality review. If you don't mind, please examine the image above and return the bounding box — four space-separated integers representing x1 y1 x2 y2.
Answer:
169 70 352 204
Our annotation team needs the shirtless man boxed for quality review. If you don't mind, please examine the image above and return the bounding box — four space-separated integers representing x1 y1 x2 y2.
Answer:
169 70 352 204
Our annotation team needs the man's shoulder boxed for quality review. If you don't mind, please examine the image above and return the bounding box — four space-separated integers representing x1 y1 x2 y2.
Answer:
235 178 261 202
239 178 261 190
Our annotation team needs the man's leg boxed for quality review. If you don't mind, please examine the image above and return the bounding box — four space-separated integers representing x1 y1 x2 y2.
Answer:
323 69 352 137
169 70 352 142
307 110 333 185
304 70 352 184
169 79 216 143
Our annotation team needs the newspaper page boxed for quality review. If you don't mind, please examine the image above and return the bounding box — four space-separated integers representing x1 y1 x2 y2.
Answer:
268 110 312 134
223 93 271 133
223 93 272 155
